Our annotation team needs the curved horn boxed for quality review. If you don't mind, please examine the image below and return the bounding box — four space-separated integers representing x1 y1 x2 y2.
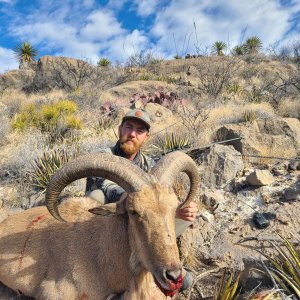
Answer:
151 151 200 208
46 153 150 222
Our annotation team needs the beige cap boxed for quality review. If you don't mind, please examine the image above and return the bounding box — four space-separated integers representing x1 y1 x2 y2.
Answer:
122 109 151 130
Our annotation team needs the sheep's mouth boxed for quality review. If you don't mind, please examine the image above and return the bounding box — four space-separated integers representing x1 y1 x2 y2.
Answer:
153 275 183 297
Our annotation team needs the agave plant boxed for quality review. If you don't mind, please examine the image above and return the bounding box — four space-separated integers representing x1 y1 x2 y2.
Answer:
244 37 263 55
152 132 190 155
98 58 111 67
29 149 74 192
259 236 300 299
212 41 227 56
214 269 240 300
14 41 38 68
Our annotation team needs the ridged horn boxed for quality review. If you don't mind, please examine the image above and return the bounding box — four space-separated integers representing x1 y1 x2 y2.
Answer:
45 153 151 222
150 151 200 208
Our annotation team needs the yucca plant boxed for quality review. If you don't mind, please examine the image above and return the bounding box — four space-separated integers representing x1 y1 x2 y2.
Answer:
244 37 263 55
14 41 38 69
232 45 244 56
212 41 227 56
29 149 74 192
214 269 240 300
259 237 300 299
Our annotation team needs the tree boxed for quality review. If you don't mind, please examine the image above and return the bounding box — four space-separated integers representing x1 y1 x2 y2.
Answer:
244 36 262 55
212 41 227 56
14 41 38 69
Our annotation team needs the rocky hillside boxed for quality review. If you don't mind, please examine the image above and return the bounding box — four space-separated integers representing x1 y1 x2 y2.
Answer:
0 54 299 299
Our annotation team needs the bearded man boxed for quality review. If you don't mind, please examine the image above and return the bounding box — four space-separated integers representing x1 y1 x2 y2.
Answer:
86 108 198 223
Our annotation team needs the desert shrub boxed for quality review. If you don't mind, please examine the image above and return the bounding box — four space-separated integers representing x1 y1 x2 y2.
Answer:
244 85 265 103
225 82 244 95
12 99 82 143
177 103 210 141
195 57 242 99
242 65 261 79
0 103 11 146
126 50 162 68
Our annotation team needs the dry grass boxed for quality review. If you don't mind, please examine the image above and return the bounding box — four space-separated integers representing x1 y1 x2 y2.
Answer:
205 102 275 126
278 98 300 119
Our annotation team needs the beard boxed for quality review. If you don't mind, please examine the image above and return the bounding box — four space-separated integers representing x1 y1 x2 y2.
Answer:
119 137 143 156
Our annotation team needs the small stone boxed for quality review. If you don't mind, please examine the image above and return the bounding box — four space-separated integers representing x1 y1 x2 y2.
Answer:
246 170 274 186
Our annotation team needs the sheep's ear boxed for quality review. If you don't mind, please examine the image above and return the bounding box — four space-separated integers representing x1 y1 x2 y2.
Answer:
89 196 127 216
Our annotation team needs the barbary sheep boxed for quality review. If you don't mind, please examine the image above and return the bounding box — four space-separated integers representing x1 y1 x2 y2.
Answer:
0 151 200 300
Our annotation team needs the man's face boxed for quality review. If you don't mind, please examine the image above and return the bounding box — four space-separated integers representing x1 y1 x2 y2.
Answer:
119 119 149 156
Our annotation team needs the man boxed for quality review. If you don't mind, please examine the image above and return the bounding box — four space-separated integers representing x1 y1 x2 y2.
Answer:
85 108 198 290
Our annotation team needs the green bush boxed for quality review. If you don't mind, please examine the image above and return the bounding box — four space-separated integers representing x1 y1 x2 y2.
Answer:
12 100 82 142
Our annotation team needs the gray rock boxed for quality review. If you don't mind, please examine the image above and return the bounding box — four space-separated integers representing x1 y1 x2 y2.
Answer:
246 170 274 186
199 144 244 189
283 182 300 201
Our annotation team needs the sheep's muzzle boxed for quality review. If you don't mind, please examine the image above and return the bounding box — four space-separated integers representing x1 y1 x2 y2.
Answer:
153 274 183 297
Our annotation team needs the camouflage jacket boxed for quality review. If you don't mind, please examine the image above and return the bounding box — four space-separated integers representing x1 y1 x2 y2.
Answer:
85 141 155 203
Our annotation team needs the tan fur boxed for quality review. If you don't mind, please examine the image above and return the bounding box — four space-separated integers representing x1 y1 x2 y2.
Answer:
0 184 180 300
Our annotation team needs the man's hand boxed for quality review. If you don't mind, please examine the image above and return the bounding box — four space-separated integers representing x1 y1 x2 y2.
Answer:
176 202 198 222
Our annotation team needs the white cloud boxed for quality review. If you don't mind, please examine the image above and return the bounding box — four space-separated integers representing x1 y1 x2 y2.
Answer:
104 29 150 61
0 47 18 73
80 10 124 41
150 0 299 56
133 0 160 16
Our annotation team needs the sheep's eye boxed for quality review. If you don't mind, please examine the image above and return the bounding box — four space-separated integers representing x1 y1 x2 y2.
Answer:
129 210 139 217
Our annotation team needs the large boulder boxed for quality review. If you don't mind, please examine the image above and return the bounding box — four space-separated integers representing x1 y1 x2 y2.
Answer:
32 56 94 91
215 119 299 159
198 144 244 189
256 118 300 151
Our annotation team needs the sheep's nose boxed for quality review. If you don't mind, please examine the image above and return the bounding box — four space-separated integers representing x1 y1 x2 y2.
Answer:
165 269 182 283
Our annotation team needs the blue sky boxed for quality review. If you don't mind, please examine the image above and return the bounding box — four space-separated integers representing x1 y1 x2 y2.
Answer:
0 0 299 73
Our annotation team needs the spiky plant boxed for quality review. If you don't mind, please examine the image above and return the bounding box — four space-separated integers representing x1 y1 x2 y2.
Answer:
28 149 74 192
14 41 38 68
214 269 240 300
244 37 263 55
153 133 190 154
232 45 244 56
260 237 300 299
98 58 111 67
212 41 227 56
